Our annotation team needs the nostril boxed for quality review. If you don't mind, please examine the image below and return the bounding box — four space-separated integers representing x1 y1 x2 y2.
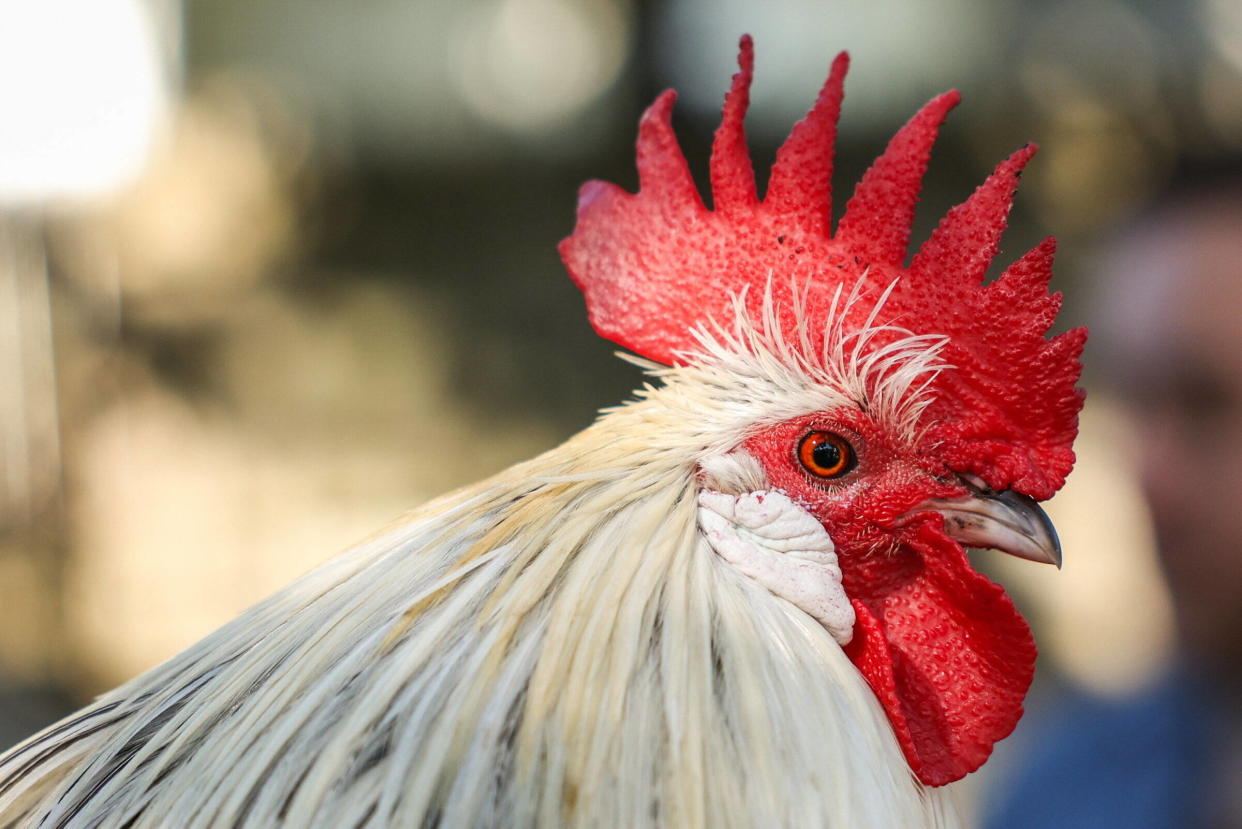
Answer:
957 472 993 495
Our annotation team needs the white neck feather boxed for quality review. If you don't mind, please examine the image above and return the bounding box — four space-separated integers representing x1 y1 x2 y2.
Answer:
0 394 959 827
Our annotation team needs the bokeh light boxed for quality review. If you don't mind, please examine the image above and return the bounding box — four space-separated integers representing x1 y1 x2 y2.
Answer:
0 0 173 205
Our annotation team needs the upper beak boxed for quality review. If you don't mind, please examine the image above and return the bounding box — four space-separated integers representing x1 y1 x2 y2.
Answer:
921 487 1063 568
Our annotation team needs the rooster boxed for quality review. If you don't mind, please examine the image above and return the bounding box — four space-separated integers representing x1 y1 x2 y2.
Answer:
0 37 1083 827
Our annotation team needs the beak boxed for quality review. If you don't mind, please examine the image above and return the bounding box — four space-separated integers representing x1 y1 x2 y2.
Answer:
922 488 1063 568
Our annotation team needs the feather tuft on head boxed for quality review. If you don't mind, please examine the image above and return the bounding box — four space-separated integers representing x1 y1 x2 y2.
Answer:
558 35 1085 499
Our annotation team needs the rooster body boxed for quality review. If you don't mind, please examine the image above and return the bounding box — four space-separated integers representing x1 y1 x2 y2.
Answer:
0 38 1083 828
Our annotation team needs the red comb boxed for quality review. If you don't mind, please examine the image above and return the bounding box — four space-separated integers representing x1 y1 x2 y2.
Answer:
559 36 1085 498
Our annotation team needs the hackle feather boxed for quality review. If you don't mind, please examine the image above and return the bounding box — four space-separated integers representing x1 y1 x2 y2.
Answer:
0 315 956 825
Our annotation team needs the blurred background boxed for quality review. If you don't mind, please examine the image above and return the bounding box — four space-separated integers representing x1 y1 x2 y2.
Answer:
1 0 1240 822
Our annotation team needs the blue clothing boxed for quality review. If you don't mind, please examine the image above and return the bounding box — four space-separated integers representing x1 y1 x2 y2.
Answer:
985 668 1222 829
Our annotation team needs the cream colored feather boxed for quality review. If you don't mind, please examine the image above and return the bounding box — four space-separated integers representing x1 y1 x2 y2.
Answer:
0 304 958 827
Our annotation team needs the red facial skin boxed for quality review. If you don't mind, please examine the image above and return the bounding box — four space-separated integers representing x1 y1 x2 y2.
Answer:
744 408 1038 786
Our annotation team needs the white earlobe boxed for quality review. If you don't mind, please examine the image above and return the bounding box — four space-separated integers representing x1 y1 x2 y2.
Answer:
697 486 856 645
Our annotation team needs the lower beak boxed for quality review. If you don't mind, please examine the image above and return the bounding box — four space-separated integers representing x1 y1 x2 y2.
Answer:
922 489 1063 568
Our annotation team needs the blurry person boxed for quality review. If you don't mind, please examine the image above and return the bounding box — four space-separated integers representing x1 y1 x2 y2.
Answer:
986 172 1242 828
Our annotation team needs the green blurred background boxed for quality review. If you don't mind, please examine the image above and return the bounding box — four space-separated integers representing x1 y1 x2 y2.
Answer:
2 0 1240 816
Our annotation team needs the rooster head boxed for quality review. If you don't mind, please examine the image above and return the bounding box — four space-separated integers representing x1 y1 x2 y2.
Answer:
559 37 1085 787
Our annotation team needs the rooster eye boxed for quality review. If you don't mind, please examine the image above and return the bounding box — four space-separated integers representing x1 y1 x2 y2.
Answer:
797 431 856 479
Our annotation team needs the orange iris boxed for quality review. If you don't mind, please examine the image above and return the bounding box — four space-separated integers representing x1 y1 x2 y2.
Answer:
797 431 855 479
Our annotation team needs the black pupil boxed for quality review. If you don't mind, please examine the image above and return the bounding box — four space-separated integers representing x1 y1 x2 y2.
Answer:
812 439 842 470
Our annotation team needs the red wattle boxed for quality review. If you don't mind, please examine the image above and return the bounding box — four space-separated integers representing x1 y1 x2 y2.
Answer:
843 529 1036 786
